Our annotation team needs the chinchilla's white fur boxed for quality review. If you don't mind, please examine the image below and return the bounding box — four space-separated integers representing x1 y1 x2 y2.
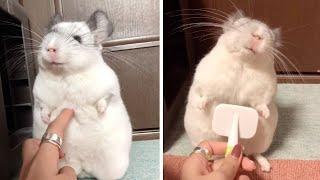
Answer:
184 11 281 172
33 11 132 179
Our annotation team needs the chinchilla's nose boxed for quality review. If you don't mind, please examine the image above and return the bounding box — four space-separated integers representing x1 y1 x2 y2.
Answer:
47 47 57 53
46 47 58 61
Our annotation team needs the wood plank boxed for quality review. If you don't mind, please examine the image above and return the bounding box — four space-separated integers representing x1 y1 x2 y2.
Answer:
103 46 159 130
61 0 159 41
22 0 55 37
180 0 320 74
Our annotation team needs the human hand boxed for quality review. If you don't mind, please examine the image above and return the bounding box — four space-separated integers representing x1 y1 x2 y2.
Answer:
20 109 76 180
181 141 256 180
45 108 75 138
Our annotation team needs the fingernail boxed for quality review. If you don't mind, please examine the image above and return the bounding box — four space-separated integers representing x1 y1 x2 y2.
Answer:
249 159 256 169
231 144 242 159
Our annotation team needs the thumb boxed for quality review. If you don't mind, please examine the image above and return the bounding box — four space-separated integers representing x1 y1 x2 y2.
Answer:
212 144 243 180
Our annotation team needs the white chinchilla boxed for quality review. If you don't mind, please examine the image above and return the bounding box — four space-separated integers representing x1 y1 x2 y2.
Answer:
32 10 132 179
184 11 280 172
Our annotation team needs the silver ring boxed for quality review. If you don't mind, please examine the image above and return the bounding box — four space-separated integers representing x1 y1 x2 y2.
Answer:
190 146 214 161
41 133 63 150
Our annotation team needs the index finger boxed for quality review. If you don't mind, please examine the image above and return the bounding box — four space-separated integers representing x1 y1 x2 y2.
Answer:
198 141 227 156
47 109 74 136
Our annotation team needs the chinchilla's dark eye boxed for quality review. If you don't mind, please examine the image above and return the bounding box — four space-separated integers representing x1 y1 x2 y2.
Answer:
73 35 82 43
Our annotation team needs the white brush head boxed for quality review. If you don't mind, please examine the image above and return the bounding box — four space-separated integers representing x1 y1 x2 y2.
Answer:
212 104 259 139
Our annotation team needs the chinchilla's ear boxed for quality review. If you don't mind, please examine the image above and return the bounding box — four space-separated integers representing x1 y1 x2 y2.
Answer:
87 10 113 43
272 28 282 47
48 14 63 30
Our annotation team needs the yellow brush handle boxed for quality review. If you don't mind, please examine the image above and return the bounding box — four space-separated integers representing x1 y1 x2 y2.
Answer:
225 145 234 157
225 113 239 157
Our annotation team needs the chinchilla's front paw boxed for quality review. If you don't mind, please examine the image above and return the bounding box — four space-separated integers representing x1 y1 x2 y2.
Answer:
49 109 62 122
254 154 271 172
41 108 51 124
59 102 77 111
193 95 209 111
96 98 107 114
256 104 270 120
49 102 77 122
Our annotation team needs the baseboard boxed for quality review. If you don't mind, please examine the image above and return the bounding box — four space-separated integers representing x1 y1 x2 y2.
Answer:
278 75 320 83
133 130 159 141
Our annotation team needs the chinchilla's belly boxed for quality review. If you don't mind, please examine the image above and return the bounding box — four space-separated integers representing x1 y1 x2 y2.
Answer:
62 101 132 155
240 102 278 154
33 80 66 108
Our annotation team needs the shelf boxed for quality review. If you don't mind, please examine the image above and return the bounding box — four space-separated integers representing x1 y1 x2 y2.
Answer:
9 78 29 82
5 103 32 108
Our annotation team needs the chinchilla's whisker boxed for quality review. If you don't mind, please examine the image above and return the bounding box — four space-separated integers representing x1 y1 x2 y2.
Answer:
1 35 42 44
1 51 38 74
280 39 299 49
172 22 234 35
226 0 241 13
272 48 304 83
199 34 220 42
283 23 318 33
102 49 153 79
270 48 302 83
173 15 226 27
168 8 229 19
195 31 221 40
0 20 44 40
